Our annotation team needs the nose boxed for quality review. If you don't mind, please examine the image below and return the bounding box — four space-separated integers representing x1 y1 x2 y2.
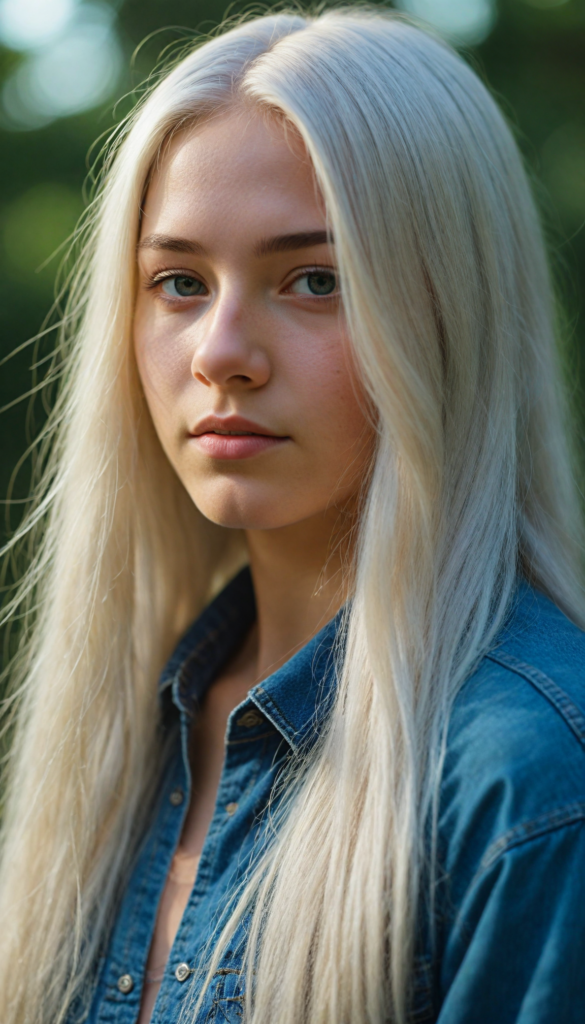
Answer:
191 290 271 390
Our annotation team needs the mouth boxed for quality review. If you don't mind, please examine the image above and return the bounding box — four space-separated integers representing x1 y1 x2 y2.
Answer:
201 429 271 436
189 415 290 460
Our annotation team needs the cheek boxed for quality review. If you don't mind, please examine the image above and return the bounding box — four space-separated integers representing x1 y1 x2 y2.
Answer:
270 325 375 516
133 307 187 433
285 328 372 455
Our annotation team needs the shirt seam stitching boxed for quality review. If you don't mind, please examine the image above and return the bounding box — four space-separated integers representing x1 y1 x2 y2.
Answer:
252 688 298 749
475 802 585 878
485 649 585 749
227 730 276 746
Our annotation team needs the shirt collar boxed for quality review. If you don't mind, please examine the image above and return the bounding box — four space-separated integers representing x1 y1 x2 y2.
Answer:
158 566 341 752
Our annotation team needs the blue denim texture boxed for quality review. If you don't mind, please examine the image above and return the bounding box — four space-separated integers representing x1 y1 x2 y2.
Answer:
84 570 585 1023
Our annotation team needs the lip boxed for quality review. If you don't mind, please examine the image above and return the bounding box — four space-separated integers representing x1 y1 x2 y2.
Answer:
189 414 290 461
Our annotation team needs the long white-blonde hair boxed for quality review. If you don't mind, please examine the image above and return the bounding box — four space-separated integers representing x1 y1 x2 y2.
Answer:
1 8 584 1024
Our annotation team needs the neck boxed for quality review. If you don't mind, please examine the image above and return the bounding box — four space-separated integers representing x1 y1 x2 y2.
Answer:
245 505 353 682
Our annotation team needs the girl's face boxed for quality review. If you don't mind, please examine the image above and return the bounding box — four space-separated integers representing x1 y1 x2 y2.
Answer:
134 107 374 531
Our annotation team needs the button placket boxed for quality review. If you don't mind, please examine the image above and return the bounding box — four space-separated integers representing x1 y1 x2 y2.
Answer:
159 701 270 1002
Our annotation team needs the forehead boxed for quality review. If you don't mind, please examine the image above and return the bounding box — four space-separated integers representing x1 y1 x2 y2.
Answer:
141 107 325 242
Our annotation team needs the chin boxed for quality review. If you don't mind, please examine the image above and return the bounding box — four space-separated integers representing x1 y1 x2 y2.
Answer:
188 481 298 531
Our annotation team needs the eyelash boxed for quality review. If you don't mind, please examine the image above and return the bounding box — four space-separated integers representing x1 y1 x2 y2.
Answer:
144 266 339 298
145 268 193 290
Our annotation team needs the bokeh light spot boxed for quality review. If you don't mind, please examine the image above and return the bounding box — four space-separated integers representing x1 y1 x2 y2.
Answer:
395 0 497 45
0 0 77 52
0 3 121 130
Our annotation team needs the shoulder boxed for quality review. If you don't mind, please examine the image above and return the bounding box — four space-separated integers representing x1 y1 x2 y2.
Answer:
439 582 585 889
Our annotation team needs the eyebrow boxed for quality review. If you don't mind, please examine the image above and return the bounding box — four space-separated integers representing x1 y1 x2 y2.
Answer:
254 231 333 257
137 234 207 256
137 230 333 258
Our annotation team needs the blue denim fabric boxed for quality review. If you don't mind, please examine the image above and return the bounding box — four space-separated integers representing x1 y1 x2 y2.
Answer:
84 570 585 1023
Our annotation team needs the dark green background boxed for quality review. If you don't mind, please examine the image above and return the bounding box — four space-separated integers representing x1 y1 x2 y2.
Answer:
1 0 584 545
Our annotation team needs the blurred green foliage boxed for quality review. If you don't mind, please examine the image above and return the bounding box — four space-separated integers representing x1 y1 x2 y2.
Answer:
0 0 584 552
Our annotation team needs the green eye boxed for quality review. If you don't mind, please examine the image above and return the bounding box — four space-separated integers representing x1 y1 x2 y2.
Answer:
290 271 338 296
162 275 207 297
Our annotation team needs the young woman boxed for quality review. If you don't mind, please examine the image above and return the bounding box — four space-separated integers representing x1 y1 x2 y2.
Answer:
0 9 584 1024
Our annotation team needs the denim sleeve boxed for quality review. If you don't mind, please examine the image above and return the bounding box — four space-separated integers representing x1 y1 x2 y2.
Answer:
438 816 585 1023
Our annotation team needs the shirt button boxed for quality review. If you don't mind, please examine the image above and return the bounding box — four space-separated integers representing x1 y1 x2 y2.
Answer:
117 974 134 994
175 962 191 982
237 709 264 728
169 787 184 806
225 802 238 816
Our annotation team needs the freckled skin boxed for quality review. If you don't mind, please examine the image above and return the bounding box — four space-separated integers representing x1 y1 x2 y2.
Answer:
134 108 374 531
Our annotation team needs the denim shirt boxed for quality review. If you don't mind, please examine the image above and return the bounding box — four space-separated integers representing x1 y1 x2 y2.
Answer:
85 569 585 1024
